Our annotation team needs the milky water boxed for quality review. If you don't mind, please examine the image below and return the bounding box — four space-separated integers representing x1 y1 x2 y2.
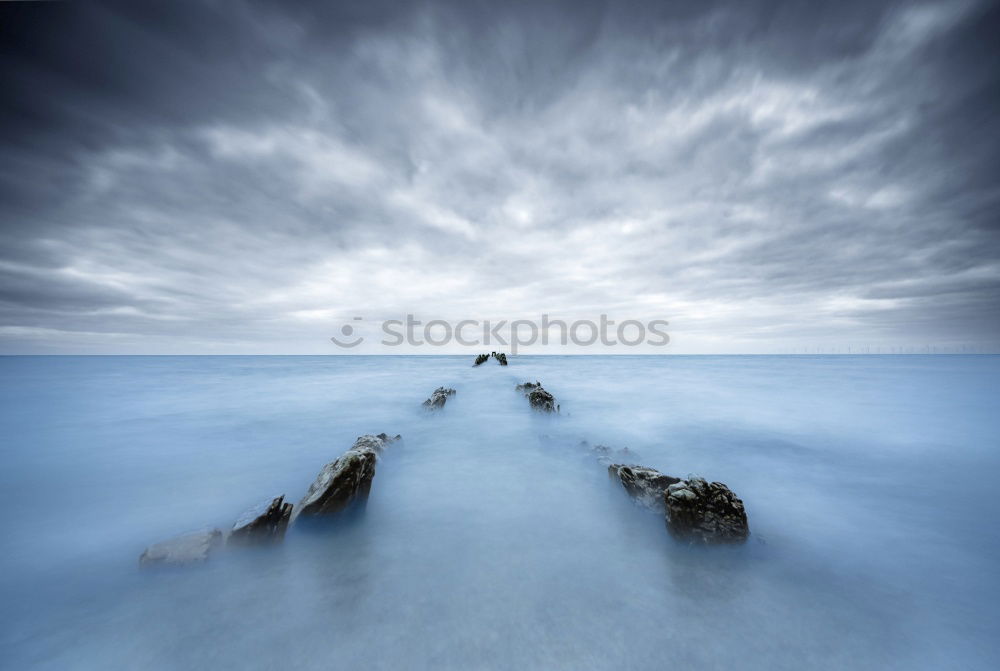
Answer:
1 355 998 670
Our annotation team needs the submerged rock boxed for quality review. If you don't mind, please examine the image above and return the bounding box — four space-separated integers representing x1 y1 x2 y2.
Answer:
294 433 400 520
139 529 223 568
608 464 680 512
585 441 639 465
664 477 749 544
228 495 293 546
422 387 456 410
516 381 557 412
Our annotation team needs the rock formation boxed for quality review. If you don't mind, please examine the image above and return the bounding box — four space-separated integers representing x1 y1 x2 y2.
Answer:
139 529 223 568
474 352 508 366
228 495 293 546
133 349 757 569
294 433 400 520
664 477 749 544
516 381 557 412
422 387 456 410
605 457 750 544
607 464 680 512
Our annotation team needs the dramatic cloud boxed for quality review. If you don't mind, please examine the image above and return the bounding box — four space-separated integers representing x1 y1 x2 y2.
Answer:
0 0 998 353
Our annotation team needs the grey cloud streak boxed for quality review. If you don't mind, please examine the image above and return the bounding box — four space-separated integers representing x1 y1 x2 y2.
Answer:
0 0 998 353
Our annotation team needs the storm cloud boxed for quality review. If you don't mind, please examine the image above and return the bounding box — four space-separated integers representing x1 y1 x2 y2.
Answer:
1 0 998 353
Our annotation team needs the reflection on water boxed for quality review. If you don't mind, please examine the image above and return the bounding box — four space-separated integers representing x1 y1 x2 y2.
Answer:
1 355 998 669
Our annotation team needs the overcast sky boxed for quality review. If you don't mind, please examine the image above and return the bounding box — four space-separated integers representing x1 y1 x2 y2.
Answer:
1 0 998 354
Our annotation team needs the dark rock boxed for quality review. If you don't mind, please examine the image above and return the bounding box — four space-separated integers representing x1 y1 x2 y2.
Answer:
139 529 223 568
608 464 681 512
664 477 749 544
516 381 557 412
476 352 508 366
529 388 556 411
422 387 456 410
228 495 293 546
293 433 400 520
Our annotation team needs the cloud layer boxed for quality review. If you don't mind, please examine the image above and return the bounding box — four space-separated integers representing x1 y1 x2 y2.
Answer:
1 0 998 353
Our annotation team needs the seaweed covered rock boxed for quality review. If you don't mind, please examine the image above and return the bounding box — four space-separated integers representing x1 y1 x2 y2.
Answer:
139 529 223 568
664 477 749 544
228 495 293 546
422 387 456 410
294 433 400 520
516 381 558 413
474 353 489 366
608 464 680 512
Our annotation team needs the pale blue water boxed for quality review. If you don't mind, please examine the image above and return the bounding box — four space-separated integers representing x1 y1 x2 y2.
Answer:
1 355 998 670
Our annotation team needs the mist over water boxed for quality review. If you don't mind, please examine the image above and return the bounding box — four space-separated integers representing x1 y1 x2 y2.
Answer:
1 355 998 670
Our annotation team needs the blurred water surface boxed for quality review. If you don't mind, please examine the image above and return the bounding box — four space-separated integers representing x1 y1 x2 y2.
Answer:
1 355 998 670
